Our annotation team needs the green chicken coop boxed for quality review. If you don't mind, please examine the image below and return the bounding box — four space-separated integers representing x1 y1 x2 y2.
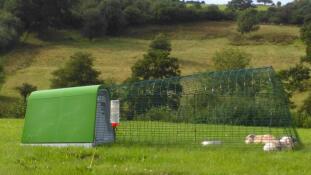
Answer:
21 85 114 147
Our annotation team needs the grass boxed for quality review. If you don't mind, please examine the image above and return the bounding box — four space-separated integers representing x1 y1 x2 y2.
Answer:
0 22 305 100
116 121 296 146
1 119 311 175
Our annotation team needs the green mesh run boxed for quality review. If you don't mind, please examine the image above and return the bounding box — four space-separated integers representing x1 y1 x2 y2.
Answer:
109 67 300 146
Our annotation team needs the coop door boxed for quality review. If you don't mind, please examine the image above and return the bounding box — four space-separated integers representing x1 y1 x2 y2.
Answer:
94 88 115 145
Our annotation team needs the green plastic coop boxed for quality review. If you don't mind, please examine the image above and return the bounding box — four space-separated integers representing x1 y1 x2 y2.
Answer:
21 85 114 147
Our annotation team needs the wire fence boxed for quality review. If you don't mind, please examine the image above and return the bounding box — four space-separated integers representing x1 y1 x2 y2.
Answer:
109 67 300 146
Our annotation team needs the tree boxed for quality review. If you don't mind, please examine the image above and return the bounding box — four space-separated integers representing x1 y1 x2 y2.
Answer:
0 64 4 89
237 8 260 34
299 94 311 116
81 7 107 40
301 22 311 63
212 48 251 71
276 1 282 7
0 10 22 52
131 34 180 80
14 0 78 33
278 64 310 93
301 22 311 46
50 52 103 88
99 0 127 36
15 83 37 102
257 0 273 5
228 0 254 11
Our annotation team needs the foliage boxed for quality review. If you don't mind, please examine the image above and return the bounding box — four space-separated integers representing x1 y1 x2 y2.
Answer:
0 100 26 118
0 10 22 52
299 94 311 116
237 8 260 34
131 34 180 80
212 48 250 71
202 5 224 20
80 7 107 40
99 0 127 36
14 0 79 33
301 22 311 46
0 63 4 89
258 1 311 25
15 83 37 103
135 107 177 122
50 52 103 88
279 64 310 93
228 0 254 11
293 112 311 128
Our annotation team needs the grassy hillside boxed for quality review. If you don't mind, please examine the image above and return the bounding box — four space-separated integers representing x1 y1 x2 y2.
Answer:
0 21 306 103
0 119 311 175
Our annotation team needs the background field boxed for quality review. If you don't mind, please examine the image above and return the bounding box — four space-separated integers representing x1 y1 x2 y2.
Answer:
0 21 306 107
0 119 311 175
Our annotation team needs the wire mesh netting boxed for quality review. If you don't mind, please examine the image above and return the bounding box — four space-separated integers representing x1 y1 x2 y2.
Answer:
109 67 300 146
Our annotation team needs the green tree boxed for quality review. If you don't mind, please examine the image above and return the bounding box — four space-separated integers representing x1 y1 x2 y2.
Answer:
276 1 282 7
0 64 4 89
50 52 103 88
278 64 310 92
15 0 78 33
15 83 37 102
131 34 180 80
0 10 22 52
301 22 311 63
99 0 127 36
212 48 251 71
81 7 107 40
228 0 254 11
299 94 311 116
237 8 260 34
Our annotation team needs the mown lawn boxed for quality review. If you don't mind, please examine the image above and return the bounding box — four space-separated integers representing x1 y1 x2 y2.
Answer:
1 119 311 175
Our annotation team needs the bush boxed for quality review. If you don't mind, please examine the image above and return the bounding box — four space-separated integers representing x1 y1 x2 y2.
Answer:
81 7 107 40
135 107 177 122
0 10 22 52
131 34 180 80
0 64 4 89
0 100 26 118
292 112 311 128
237 8 260 34
50 52 103 88
15 83 37 103
212 48 251 71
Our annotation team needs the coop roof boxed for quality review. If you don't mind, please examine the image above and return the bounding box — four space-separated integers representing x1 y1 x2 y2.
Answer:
22 85 102 144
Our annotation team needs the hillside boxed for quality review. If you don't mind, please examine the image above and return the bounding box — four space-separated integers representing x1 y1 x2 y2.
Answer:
0 21 306 104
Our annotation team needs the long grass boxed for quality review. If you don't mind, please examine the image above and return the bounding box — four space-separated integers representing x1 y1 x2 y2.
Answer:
0 22 304 99
0 119 311 175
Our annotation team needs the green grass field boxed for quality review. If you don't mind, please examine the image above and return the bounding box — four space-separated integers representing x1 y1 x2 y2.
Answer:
1 119 311 175
0 22 305 102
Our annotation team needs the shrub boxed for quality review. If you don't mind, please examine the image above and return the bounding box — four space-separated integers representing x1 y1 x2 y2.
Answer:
50 52 103 88
136 107 177 122
0 10 22 52
0 100 26 118
0 63 4 89
131 34 180 80
237 8 260 34
81 7 107 40
15 83 37 103
292 112 311 128
212 48 251 71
